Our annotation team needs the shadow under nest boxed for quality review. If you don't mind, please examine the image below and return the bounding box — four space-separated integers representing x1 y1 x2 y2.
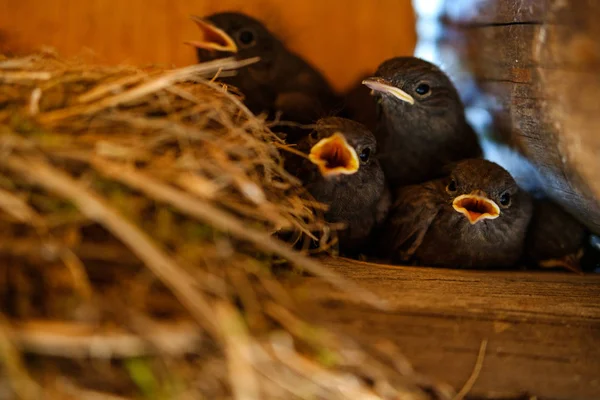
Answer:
0 52 454 399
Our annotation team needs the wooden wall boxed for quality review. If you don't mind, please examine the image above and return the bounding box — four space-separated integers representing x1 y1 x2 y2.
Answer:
435 0 600 233
0 0 417 91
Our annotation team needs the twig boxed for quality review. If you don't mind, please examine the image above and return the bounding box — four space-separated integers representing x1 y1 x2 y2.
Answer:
452 339 488 400
216 303 260 400
0 56 37 70
248 343 325 399
0 315 43 400
28 88 42 115
199 78 281 140
102 112 219 143
0 71 52 82
370 340 455 400
0 187 42 224
165 85 203 104
57 379 134 400
273 142 309 159
39 57 259 124
90 158 389 310
77 72 148 103
0 238 139 264
1 154 220 338
59 249 94 301
8 319 202 359
0 186 93 299
268 331 382 400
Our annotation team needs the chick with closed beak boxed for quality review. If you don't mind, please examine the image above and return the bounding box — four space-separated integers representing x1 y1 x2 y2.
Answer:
362 57 482 187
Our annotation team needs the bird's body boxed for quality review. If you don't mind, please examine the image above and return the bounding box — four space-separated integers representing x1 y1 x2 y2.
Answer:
189 12 342 125
290 117 390 253
363 57 482 187
381 159 532 268
525 199 587 272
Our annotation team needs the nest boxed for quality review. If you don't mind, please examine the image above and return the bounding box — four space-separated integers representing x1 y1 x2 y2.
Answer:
0 52 451 399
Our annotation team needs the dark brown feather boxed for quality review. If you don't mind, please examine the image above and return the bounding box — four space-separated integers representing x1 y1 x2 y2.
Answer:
525 199 587 272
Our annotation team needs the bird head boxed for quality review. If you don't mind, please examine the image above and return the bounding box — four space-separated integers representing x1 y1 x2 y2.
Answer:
443 159 528 225
186 15 238 53
362 57 465 126
187 12 280 64
308 117 377 179
303 118 387 235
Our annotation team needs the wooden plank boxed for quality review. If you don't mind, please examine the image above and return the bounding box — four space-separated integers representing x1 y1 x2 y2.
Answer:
290 257 600 399
534 1 600 235
433 0 600 234
443 0 548 24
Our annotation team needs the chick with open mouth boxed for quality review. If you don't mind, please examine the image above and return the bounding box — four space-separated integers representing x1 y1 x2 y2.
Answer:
380 159 532 268
287 117 390 254
186 12 342 127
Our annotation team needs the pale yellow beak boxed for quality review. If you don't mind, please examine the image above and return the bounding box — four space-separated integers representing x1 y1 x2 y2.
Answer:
452 193 500 224
362 77 414 105
186 16 238 53
309 133 360 178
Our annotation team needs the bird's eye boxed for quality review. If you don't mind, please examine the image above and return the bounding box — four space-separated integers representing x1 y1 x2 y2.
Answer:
446 179 457 193
237 30 256 47
415 83 430 96
499 191 511 207
359 147 371 163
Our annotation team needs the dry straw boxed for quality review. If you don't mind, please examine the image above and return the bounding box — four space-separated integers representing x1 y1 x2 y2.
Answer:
0 51 451 399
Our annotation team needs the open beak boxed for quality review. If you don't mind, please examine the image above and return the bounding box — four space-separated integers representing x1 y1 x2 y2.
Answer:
452 192 500 225
308 133 360 178
185 16 238 53
362 77 414 105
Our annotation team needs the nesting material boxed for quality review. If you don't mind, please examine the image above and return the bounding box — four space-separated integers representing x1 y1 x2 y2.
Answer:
0 52 449 399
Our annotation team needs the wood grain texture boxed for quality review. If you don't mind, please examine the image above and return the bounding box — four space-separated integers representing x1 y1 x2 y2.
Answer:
0 0 416 91
442 0 548 24
290 257 600 400
434 0 600 234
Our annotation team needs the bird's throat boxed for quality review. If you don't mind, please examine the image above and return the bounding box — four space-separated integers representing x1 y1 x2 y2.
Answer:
309 133 359 177
452 194 500 225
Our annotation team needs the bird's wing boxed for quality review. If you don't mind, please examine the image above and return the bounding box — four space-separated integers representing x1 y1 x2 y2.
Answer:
525 199 586 272
374 184 392 227
382 181 443 262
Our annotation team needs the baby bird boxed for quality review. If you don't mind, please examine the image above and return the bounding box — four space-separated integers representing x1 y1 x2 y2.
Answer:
188 12 342 125
289 117 390 254
363 57 482 187
381 159 532 268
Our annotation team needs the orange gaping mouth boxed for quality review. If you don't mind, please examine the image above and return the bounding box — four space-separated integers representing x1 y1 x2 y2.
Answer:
452 194 500 224
308 133 359 177
185 16 238 53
